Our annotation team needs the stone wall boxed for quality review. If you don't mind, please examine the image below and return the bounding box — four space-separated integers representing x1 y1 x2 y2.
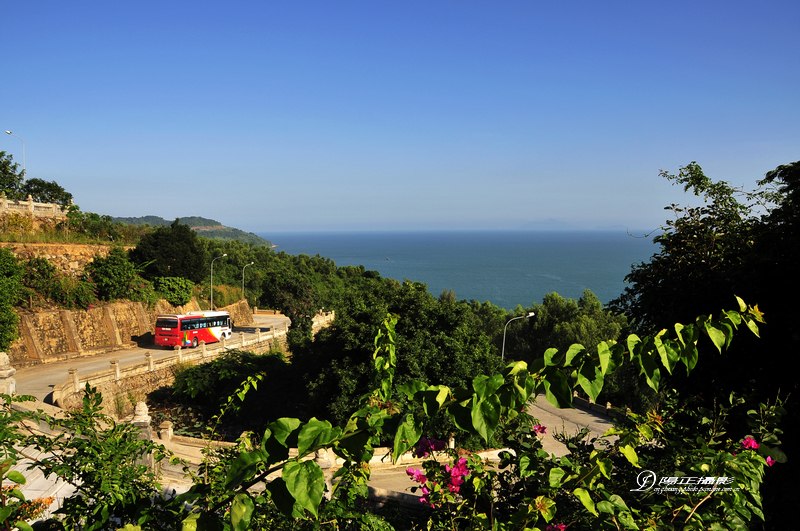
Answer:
0 242 119 275
9 298 258 367
9 301 148 366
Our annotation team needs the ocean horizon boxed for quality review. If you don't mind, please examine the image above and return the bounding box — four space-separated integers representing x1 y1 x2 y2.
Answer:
257 230 660 310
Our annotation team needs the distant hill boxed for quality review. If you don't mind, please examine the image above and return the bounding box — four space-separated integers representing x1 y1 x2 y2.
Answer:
112 215 273 247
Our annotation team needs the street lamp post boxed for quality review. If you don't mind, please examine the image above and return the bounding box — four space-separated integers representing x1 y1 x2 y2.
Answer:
5 131 25 180
210 254 227 310
242 261 254 301
501 311 535 361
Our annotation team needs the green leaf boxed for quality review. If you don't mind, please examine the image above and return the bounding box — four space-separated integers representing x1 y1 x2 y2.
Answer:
548 467 566 488
266 477 303 518
577 362 604 403
6 470 26 484
564 344 586 367
654 333 680 375
472 374 504 400
542 369 572 408
419 386 450 417
297 418 341 457
503 360 528 376
392 412 422 461
619 444 640 468
397 380 428 399
15 523 33 531
573 488 597 516
268 418 301 447
225 449 269 490
704 322 727 353
472 395 502 442
597 457 613 479
0 507 13 524
283 460 325 517
543 348 565 367
735 294 746 312
231 493 254 531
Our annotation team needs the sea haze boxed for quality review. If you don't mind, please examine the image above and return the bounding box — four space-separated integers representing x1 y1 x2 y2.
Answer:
258 231 659 310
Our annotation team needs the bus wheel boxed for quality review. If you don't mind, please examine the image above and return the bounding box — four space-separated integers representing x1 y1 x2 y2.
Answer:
192 337 198 348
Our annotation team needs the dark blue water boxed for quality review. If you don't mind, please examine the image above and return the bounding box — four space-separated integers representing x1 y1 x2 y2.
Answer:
258 231 658 310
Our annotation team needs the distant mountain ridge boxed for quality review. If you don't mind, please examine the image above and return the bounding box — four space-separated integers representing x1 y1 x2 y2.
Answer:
112 215 273 247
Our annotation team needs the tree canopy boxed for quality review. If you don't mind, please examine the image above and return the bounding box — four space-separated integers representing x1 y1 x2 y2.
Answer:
129 219 208 283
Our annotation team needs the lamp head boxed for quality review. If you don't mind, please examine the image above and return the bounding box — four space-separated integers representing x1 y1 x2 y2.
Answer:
5 131 11 135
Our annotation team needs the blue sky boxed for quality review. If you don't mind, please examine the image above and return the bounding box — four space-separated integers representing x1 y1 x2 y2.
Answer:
3 1 798 232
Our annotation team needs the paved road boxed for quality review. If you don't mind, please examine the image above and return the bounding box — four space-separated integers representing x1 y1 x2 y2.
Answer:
14 314 291 403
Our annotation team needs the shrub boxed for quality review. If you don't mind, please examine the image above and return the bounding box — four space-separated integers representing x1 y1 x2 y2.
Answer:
21 257 97 310
154 276 194 306
0 248 22 350
86 246 158 306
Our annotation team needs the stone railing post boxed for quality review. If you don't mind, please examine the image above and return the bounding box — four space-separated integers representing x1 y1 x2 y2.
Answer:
200 341 206 360
158 421 174 441
0 353 17 395
111 359 120 381
27 195 34 213
145 351 154 371
69 368 79 392
240 332 245 348
255 328 261 342
131 402 155 468
177 347 182 362
221 336 227 350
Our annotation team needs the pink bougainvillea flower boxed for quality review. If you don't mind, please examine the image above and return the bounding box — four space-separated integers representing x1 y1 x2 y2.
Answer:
406 468 427 484
742 436 760 450
546 524 567 531
766 456 776 467
533 424 547 435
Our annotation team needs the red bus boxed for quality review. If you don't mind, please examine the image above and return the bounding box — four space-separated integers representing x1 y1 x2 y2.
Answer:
154 311 233 348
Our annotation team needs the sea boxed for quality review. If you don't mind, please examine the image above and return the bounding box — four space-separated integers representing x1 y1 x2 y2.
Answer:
257 230 660 310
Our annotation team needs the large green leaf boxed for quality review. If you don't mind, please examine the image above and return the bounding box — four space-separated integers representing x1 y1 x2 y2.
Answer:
6 470 26 484
419 386 450 417
542 369 572 408
471 395 502 442
577 362 604 403
267 418 301 448
297 418 341 457
472 374 504 400
392 412 422 461
225 449 269 490
573 488 597 516
230 493 254 531
564 344 586 367
654 333 681 375
543 348 565 367
283 460 325 517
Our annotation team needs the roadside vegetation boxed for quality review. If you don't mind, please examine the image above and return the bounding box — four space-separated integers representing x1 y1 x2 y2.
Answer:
0 155 797 529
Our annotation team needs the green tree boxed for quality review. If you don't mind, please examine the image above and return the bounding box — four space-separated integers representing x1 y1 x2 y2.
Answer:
21 177 73 206
503 290 627 363
0 151 23 199
0 249 22 350
129 219 207 283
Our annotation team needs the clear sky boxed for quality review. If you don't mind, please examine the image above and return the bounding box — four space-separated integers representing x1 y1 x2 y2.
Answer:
3 1 798 232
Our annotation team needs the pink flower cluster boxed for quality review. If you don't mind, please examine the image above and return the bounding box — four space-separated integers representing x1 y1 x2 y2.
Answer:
741 436 760 450
546 524 566 531
533 424 547 435
406 456 472 506
445 457 471 493
766 456 776 467
413 437 447 458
